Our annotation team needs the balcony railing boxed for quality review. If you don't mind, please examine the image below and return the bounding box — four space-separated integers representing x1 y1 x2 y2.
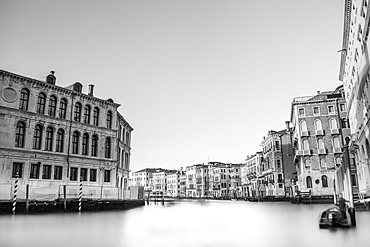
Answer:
315 130 324 136
333 147 342 154
330 129 340 135
317 148 326 154
301 131 310 137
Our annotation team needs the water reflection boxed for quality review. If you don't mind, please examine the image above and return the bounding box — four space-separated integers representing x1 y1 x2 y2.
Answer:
1 200 369 247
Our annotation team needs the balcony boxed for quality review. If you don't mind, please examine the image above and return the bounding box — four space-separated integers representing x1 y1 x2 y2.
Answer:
330 129 340 135
301 131 310 137
302 150 311 156
315 130 324 136
333 148 342 154
317 148 326 154
295 150 304 156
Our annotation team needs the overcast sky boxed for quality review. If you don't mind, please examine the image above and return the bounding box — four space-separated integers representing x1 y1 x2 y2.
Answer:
0 0 345 171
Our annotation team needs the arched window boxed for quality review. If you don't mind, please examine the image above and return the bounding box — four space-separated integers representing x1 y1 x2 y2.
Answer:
56 129 64 152
299 121 307 131
314 119 322 130
320 158 327 169
83 105 91 124
93 107 99 126
121 151 125 168
322 175 328 187
318 139 325 149
15 121 26 148
59 98 67 119
74 102 82 122
48 95 57 117
107 111 112 129
333 137 341 148
306 176 312 188
125 132 130 146
305 159 311 169
366 139 370 159
19 88 30 111
36 93 46 114
91 135 98 157
341 118 350 129
302 139 309 150
45 127 54 151
72 131 80 154
82 133 89 155
329 118 338 130
125 152 129 170
33 124 43 150
105 137 111 158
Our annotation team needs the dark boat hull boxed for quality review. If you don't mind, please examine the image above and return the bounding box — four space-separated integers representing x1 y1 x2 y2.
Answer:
318 206 351 228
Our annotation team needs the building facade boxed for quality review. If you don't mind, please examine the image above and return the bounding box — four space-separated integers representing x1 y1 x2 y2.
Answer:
339 0 370 197
290 87 351 196
0 69 132 200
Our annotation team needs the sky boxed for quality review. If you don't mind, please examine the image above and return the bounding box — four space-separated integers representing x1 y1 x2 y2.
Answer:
0 0 345 172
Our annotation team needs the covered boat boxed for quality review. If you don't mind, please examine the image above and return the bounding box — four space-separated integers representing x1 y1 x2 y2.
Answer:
318 206 351 229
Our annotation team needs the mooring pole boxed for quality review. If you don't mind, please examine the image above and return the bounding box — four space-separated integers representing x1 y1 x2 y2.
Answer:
12 174 19 215
79 177 83 213
63 185 67 212
26 184 29 214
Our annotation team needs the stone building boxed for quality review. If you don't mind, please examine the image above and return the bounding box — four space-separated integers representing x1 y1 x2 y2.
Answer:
338 0 370 196
243 152 263 198
260 127 294 198
0 69 133 200
290 87 352 196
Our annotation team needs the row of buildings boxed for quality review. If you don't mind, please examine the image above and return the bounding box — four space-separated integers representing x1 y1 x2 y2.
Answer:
0 69 133 200
130 85 367 200
129 0 370 201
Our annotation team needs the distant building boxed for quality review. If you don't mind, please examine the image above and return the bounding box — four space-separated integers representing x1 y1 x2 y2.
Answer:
338 0 370 195
0 69 133 200
290 87 352 196
130 168 163 191
243 152 263 198
260 127 294 198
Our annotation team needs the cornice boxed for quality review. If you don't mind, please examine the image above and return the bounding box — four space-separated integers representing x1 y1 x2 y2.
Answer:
339 0 352 81
0 69 120 108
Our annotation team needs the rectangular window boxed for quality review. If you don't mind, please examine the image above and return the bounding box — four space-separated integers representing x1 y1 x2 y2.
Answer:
104 170 111 182
30 163 40 179
351 174 357 187
313 106 320 115
42 165 52 179
339 103 346 112
81 168 88 181
12 162 23 178
276 160 281 169
298 108 305 117
54 166 63 180
70 167 78 181
275 141 280 151
328 105 335 114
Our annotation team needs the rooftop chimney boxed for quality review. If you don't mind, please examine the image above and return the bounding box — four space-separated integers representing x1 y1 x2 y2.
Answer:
46 71 56 85
285 121 290 132
317 91 320 95
88 84 94 96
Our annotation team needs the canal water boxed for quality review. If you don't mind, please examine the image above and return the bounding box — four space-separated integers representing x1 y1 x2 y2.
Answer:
1 200 370 247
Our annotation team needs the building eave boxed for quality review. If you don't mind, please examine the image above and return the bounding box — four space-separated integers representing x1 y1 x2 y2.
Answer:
339 0 352 81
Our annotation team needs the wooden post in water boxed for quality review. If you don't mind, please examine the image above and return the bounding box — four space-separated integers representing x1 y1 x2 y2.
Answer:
26 184 29 214
63 185 67 212
162 191 164 205
79 178 83 213
12 174 19 215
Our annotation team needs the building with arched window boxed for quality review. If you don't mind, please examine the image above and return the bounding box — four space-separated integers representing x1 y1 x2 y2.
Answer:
0 69 133 200
290 86 351 196
338 0 370 198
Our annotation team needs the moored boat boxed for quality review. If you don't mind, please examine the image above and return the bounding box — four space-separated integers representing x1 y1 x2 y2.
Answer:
318 206 351 229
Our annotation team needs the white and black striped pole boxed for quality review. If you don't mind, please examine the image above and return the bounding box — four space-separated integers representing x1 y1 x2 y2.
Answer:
78 177 82 213
12 174 19 215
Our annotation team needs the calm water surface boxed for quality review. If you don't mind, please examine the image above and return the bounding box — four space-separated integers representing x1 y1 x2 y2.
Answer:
1 200 370 247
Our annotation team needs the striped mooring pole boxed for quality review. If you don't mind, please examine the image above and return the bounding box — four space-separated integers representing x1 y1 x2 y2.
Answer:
78 177 82 212
12 174 19 215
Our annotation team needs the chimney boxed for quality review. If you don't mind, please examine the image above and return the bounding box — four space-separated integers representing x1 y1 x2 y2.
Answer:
46 71 56 85
88 84 94 96
285 121 290 131
317 91 320 95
